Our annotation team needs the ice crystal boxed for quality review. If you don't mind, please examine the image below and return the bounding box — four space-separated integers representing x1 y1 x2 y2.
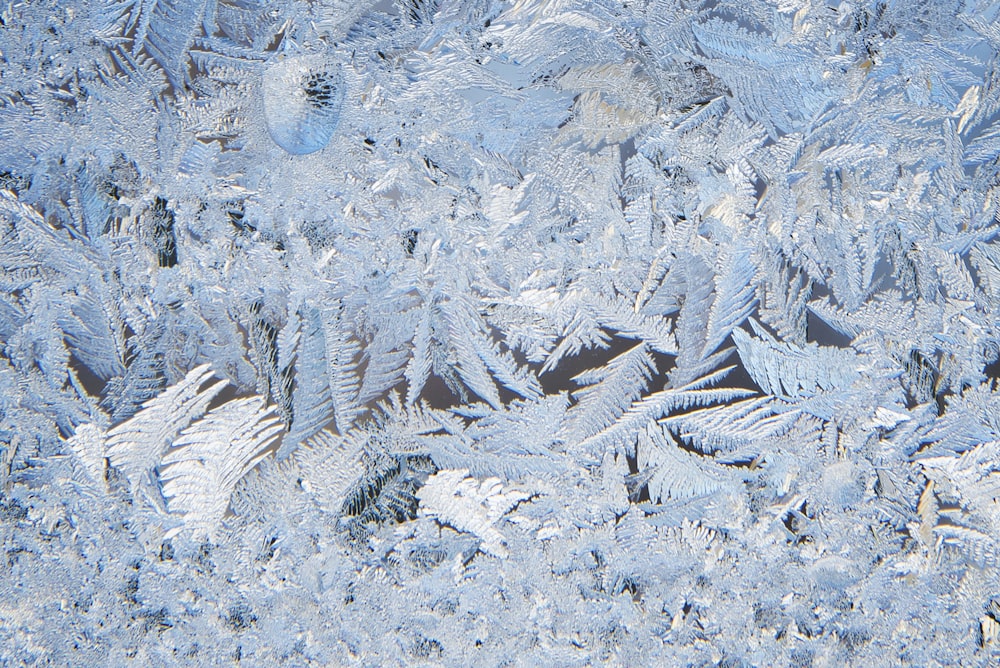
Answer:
2 0 1000 664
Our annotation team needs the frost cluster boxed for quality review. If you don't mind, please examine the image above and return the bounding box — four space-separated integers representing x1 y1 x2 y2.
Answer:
2 0 1000 665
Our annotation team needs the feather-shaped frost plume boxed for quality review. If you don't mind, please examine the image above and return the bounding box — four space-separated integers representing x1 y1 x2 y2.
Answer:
159 396 282 538
66 422 108 485
105 364 228 487
417 468 530 558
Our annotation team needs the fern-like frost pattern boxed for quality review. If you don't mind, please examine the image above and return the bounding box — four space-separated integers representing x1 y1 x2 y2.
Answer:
2 0 1000 664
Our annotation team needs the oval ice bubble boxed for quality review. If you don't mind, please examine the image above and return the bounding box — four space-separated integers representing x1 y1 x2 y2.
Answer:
262 56 345 155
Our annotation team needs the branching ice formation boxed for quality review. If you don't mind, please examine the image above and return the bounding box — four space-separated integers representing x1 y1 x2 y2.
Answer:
2 0 1000 664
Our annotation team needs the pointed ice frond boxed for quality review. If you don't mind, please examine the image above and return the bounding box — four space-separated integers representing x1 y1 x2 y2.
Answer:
557 62 660 118
691 18 827 135
732 320 860 399
58 286 126 381
565 343 656 442
321 307 364 435
808 291 918 340
282 308 332 454
659 396 797 454
439 395 570 480
919 440 1000 530
669 252 716 385
923 246 979 303
404 305 433 407
638 424 729 503
357 323 412 408
129 0 208 90
542 306 612 375
442 296 541 408
702 244 758 359
283 305 362 455
106 364 228 486
757 260 811 346
66 422 109 486
588 293 677 355
446 308 502 408
964 121 1000 165
971 241 1000 301
918 382 1000 457
577 366 755 457
294 429 366 513
417 468 530 558
935 523 1000 568
692 18 801 67
562 90 657 148
159 396 282 538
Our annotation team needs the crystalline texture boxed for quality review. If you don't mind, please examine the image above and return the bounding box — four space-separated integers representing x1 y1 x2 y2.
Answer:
5 0 1000 664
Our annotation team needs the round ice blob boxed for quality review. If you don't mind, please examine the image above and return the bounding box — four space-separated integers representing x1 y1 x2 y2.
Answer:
262 56 344 155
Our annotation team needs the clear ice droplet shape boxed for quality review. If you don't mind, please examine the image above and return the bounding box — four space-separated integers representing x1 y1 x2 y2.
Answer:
262 56 344 155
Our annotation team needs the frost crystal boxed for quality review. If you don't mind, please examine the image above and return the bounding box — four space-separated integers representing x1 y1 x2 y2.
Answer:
2 0 1000 664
